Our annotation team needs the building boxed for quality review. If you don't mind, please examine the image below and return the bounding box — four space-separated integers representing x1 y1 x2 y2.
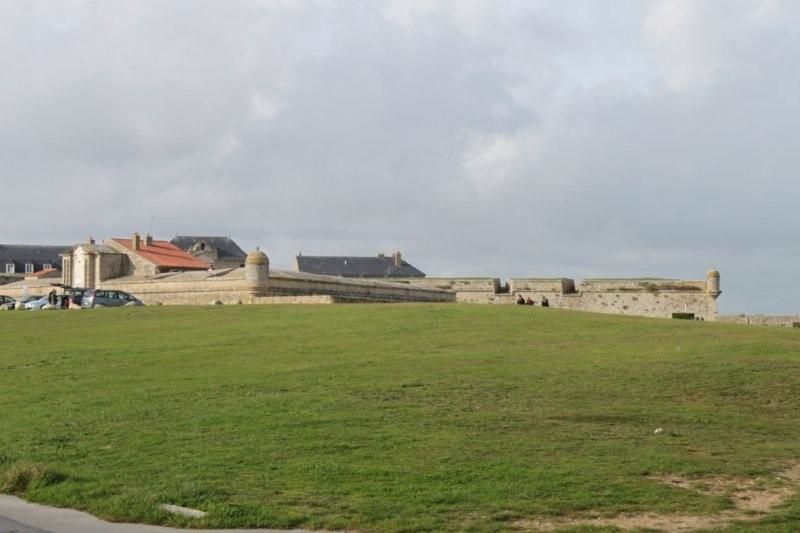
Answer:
0 244 69 281
1 236 451 305
295 251 425 278
170 235 247 269
0 234 722 320
60 234 209 289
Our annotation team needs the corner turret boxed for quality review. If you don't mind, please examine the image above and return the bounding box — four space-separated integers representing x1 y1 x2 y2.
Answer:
706 268 720 297
245 248 269 295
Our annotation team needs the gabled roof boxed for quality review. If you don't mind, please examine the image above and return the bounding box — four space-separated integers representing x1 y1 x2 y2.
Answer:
26 268 59 278
111 239 210 270
0 245 68 265
295 255 425 278
170 235 246 260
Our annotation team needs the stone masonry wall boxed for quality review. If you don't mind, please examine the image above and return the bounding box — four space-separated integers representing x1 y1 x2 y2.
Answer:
508 278 717 320
95 269 454 306
719 315 800 327
386 278 503 303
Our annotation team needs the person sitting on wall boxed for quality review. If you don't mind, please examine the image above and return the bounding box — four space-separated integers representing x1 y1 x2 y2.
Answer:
516 294 526 305
541 296 550 307
525 297 534 305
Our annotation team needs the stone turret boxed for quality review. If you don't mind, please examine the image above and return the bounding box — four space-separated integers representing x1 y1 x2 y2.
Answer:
245 247 269 295
706 268 720 297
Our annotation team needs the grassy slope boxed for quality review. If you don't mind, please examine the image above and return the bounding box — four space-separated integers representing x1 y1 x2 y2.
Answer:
1 304 800 531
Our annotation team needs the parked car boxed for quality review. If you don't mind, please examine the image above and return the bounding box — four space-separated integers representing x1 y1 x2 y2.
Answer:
0 295 16 309
81 289 144 308
50 283 87 306
25 294 69 310
12 295 45 310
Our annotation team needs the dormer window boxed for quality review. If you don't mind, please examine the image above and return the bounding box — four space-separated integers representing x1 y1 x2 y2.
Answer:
199 242 206 251
4 263 13 274
43 263 52 270
25 263 34 274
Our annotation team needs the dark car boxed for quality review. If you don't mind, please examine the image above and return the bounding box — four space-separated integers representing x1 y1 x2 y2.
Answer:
81 289 144 308
50 284 87 307
0 295 16 309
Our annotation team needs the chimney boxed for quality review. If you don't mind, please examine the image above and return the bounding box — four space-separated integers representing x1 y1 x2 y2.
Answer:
88 236 95 245
144 233 153 246
393 251 402 267
378 252 385 258
132 232 141 250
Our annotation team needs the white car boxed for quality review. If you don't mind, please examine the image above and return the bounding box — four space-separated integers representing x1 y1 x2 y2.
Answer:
24 295 64 310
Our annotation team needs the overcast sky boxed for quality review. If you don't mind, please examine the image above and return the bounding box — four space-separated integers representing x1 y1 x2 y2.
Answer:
2 1 798 314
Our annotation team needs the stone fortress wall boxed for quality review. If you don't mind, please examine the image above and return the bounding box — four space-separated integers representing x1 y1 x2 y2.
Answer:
719 315 800 328
0 237 722 320
391 271 722 320
0 249 454 305
96 268 454 306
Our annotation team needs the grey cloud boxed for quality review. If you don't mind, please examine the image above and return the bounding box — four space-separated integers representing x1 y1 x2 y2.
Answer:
1 1 798 313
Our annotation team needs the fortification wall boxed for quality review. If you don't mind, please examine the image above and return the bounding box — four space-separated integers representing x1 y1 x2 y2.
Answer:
719 315 800 327
93 268 454 306
386 278 503 303
268 274 454 303
0 278 60 299
96 275 252 305
508 277 717 320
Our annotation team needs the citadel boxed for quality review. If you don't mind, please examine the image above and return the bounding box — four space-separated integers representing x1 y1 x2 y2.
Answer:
0 233 721 320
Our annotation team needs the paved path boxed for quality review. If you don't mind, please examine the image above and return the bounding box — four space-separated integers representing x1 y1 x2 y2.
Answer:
0 496 317 533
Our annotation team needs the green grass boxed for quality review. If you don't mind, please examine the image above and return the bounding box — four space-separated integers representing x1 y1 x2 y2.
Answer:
1 304 800 531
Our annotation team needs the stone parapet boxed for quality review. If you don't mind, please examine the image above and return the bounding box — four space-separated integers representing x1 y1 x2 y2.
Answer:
719 315 800 327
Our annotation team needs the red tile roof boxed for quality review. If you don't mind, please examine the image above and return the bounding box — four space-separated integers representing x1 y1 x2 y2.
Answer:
27 268 59 278
111 239 210 270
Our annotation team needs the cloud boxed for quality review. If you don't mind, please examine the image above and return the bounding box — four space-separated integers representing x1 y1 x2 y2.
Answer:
1 1 799 314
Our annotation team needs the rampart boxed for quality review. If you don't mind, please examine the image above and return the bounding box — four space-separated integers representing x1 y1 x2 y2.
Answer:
93 268 454 305
508 278 718 320
0 248 722 321
719 315 800 328
390 273 721 320
387 278 505 303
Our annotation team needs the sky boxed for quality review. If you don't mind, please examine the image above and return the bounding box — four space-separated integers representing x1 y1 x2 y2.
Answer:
1 0 798 314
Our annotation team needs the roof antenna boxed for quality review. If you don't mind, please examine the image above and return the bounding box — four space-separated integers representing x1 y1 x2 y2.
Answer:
149 216 155 236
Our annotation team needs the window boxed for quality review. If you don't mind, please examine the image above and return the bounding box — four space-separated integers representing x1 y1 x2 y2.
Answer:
4 263 13 274
25 263 34 274
43 263 52 270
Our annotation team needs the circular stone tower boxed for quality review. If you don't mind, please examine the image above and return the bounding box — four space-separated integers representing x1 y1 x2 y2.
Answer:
706 268 720 296
245 248 269 295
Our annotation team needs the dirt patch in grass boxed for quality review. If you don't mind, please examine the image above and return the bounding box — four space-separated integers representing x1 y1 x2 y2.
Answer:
1 462 66 493
515 463 800 532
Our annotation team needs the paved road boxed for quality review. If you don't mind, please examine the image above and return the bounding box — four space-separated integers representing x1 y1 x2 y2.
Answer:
0 514 49 533
0 496 317 533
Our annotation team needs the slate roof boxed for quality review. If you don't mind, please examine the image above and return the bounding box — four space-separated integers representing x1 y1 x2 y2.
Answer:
111 238 210 270
170 236 247 261
0 245 69 270
295 255 425 278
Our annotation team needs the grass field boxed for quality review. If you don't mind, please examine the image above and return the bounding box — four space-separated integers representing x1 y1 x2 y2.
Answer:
1 304 800 531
